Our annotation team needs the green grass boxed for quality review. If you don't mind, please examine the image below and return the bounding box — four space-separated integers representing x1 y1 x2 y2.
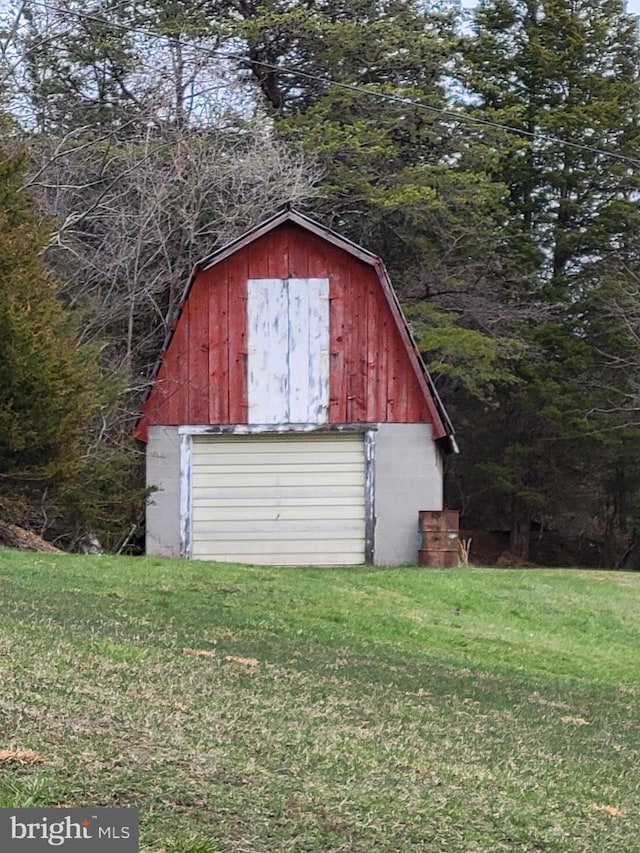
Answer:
0 551 639 852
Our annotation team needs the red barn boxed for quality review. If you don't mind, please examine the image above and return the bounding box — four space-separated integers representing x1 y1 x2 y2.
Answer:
136 208 455 566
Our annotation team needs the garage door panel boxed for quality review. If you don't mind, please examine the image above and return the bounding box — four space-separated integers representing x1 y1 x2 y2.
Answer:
190 434 366 566
193 454 364 469
198 459 362 482
194 488 364 512
192 519 364 536
191 505 365 521
192 496 364 509
192 473 363 491
195 439 360 454
194 524 364 540
191 538 364 555
191 552 364 567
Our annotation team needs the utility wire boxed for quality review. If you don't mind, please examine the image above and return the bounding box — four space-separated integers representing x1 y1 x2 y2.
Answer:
8 0 640 170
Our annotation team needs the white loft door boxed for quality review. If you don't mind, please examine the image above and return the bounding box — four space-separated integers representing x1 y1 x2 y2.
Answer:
247 278 329 424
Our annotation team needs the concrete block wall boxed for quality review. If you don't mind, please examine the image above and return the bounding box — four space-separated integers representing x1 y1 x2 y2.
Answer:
373 423 443 565
146 426 181 557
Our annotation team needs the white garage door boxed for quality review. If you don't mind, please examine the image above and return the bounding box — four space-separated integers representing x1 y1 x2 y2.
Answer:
190 433 366 566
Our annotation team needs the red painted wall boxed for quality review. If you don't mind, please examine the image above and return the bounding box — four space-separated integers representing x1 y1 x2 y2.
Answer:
136 222 435 441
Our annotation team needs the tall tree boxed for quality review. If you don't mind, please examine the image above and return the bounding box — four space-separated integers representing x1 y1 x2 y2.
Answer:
16 0 143 133
233 0 528 406
0 147 95 529
242 2 482 272
459 0 640 560
10 0 234 133
28 124 316 378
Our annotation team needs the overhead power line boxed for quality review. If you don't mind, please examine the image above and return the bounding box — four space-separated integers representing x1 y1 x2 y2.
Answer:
9 0 640 171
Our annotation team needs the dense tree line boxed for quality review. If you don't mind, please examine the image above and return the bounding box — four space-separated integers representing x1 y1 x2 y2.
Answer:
1 0 640 564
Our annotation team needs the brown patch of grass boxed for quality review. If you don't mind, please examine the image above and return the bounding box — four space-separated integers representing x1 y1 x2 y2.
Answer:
225 655 259 667
591 805 625 818
560 715 589 726
207 628 236 641
529 692 572 711
0 748 45 764
182 648 216 658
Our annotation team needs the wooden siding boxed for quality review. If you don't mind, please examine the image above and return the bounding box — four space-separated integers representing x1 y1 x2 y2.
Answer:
137 221 435 438
137 257 248 439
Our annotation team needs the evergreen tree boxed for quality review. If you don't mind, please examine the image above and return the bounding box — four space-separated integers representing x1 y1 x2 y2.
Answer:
458 0 640 560
236 0 524 410
464 0 640 287
0 147 95 527
16 0 230 133
19 0 143 133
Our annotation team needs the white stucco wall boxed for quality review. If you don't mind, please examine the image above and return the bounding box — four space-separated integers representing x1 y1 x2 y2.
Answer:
146 425 181 557
373 423 443 566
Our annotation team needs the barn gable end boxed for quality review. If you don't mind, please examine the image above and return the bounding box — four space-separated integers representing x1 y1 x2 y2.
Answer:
139 210 455 566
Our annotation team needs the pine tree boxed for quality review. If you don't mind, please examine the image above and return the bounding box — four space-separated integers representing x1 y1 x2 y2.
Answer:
236 0 524 411
0 148 95 524
464 0 640 288
458 0 640 560
19 0 143 133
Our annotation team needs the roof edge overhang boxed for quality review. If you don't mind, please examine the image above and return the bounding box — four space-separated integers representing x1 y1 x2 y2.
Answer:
200 207 381 272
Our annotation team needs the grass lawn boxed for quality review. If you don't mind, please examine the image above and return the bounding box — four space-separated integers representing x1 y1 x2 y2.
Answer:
0 551 639 852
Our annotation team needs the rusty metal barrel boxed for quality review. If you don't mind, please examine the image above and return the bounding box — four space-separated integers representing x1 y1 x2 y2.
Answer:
418 509 460 568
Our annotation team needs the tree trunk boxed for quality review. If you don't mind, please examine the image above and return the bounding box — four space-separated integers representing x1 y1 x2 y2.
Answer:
510 497 530 561
0 520 62 553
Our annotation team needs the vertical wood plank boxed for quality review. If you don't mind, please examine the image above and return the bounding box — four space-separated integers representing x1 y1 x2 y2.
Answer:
393 327 410 421
287 277 310 423
311 278 331 424
188 276 210 424
386 330 402 422
208 265 229 423
306 230 329 278
267 225 289 279
228 253 248 423
329 262 347 423
165 309 189 424
287 224 310 278
406 372 431 421
378 289 391 421
142 362 169 428
365 273 381 422
247 233 271 279
343 261 357 422
349 263 367 422
405 372 419 421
